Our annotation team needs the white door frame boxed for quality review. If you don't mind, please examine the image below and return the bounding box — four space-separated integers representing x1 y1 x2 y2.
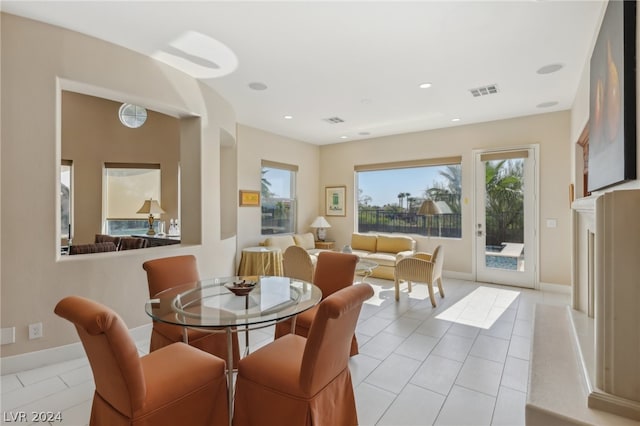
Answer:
472 145 539 289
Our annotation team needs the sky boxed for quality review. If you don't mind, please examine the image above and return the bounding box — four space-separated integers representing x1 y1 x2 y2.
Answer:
263 165 452 206
358 167 447 207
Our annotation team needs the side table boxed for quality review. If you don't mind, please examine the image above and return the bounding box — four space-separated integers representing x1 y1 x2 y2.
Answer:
314 240 335 250
238 246 284 276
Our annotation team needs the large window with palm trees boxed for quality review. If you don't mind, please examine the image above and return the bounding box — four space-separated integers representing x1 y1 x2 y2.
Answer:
356 157 462 238
261 161 297 235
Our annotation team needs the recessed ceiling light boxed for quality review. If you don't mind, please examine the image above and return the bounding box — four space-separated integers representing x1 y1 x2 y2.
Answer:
537 63 564 75
340 135 349 139
536 101 559 108
451 118 461 122
248 82 268 91
419 82 432 89
284 115 293 120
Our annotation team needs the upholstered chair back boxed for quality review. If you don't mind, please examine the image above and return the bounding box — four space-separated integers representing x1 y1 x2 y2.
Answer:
313 251 358 297
118 237 148 251
300 283 374 395
142 255 199 297
69 242 117 255
283 245 314 282
94 234 122 250
54 296 145 417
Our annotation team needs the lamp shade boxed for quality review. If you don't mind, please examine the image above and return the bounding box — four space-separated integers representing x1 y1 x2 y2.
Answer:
136 199 165 215
418 199 442 216
310 216 331 229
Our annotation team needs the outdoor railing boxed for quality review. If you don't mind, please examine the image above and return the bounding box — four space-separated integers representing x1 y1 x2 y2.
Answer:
357 209 523 244
357 210 461 238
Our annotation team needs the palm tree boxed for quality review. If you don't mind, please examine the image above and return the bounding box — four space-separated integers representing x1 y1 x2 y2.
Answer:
261 168 273 198
397 192 406 209
484 159 524 245
426 165 462 213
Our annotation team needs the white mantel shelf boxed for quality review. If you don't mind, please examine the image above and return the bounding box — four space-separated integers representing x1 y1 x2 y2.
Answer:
571 194 597 212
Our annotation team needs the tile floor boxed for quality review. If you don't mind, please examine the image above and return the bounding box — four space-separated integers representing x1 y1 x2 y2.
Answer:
0 277 570 426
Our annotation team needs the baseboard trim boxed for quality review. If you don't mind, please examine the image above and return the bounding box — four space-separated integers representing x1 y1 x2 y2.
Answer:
539 281 571 294
1 324 151 375
443 270 473 281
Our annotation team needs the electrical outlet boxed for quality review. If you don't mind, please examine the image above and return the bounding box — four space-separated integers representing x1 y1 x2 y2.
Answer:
28 322 43 340
1 327 16 345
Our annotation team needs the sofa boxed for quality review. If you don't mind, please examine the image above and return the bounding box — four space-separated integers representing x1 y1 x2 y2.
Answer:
349 233 416 280
262 232 324 264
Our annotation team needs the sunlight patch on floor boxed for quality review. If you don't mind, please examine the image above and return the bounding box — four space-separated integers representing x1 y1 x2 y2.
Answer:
436 286 520 329
362 278 433 306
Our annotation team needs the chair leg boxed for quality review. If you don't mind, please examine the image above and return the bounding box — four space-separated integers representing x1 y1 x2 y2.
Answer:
407 280 412 293
394 278 400 301
427 281 436 307
437 277 445 298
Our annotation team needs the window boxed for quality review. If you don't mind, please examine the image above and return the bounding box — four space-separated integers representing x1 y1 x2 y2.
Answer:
61 160 72 240
103 163 161 235
261 161 297 235
356 157 462 238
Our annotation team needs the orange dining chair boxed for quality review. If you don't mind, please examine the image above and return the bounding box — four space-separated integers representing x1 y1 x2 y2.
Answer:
233 283 374 426
54 296 229 426
274 251 361 356
394 245 445 306
142 255 240 365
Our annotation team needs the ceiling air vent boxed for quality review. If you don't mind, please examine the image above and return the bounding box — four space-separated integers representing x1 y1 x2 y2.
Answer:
469 84 499 97
323 117 345 124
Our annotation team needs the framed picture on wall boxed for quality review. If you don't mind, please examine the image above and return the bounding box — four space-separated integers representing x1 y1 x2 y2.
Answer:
588 0 637 191
325 185 346 216
239 190 260 207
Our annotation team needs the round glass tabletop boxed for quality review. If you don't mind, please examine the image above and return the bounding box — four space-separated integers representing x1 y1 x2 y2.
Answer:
145 275 322 329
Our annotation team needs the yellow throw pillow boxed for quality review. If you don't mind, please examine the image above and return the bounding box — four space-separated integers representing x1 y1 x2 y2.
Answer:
377 235 414 253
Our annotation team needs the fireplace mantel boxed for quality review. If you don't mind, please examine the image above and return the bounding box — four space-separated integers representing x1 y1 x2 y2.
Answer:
569 189 640 420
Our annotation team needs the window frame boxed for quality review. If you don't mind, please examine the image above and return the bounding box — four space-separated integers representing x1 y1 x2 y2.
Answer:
103 163 162 236
261 161 298 236
355 156 463 238
61 159 73 241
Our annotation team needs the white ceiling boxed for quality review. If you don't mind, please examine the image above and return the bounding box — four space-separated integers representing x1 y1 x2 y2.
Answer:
2 1 605 145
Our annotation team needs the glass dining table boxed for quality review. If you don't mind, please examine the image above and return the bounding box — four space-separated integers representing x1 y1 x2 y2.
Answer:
145 275 322 421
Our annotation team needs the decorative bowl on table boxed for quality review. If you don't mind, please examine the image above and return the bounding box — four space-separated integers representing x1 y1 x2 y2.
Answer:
225 279 257 296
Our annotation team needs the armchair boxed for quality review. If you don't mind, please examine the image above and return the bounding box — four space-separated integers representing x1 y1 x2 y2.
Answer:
394 246 445 306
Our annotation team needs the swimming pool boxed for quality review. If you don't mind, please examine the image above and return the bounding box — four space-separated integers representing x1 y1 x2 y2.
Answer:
485 245 519 270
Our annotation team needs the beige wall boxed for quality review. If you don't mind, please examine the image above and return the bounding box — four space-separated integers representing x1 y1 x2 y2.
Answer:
1 13 237 357
62 91 180 245
235 125 320 260
319 112 572 286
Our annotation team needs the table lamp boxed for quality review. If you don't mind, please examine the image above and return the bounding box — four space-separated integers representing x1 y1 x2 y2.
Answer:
137 198 165 235
418 199 441 237
310 216 331 241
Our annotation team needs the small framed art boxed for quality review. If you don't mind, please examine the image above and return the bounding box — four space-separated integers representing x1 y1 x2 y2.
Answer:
239 190 260 207
325 185 346 216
